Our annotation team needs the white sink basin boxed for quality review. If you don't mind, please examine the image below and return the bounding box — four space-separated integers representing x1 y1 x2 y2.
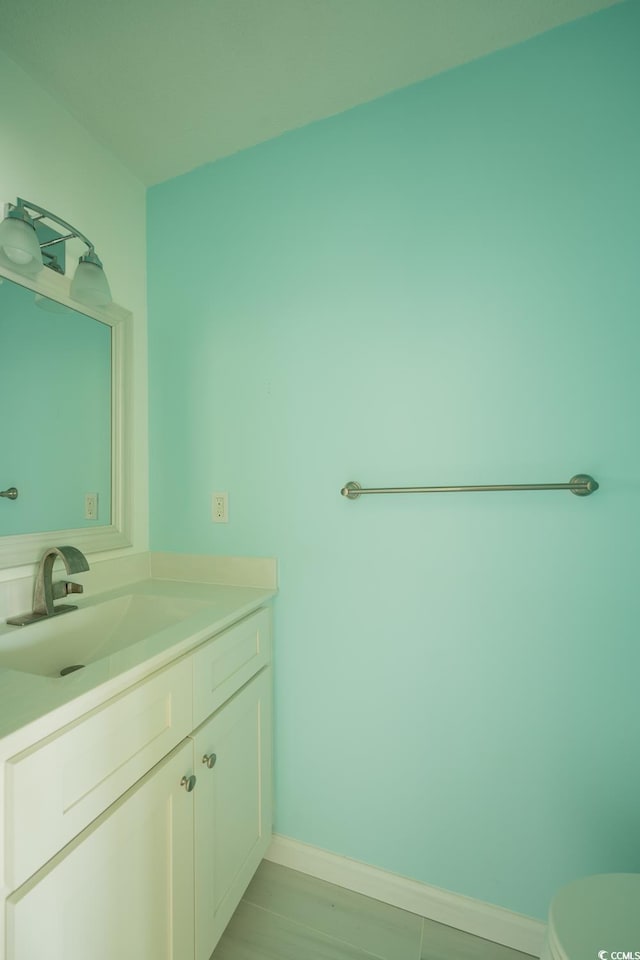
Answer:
0 594 210 678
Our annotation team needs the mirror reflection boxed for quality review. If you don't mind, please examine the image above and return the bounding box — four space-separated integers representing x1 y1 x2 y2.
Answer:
0 276 112 536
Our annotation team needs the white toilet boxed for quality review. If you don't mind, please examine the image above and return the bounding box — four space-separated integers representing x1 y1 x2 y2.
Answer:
540 873 640 960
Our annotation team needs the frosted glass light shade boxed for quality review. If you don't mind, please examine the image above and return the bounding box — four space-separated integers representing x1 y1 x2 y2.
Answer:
0 215 44 276
70 258 112 307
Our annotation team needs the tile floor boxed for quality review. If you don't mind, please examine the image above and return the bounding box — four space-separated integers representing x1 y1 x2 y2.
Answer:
211 860 536 960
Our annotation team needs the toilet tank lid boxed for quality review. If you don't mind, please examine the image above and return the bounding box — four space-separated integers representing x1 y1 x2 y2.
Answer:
549 873 640 954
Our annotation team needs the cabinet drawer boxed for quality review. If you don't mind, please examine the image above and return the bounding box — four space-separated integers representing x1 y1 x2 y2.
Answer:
193 608 270 728
4 657 192 891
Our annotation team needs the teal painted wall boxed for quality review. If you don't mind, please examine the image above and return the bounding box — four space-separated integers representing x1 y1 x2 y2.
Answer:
0 277 111 535
148 2 640 920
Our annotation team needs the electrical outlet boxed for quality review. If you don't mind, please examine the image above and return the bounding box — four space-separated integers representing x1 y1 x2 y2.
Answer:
85 492 98 520
212 492 228 523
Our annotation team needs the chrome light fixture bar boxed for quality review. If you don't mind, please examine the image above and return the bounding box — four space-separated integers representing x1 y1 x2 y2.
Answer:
0 198 112 307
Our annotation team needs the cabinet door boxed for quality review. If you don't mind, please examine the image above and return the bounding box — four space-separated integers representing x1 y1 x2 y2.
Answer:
6 740 195 960
193 668 272 960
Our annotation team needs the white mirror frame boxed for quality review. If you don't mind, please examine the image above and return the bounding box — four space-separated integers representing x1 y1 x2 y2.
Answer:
0 260 132 569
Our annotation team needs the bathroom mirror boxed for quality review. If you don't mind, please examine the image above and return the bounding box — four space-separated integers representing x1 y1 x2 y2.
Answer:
0 262 131 568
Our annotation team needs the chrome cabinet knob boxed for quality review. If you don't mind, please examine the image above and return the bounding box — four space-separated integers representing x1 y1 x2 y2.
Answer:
180 774 197 792
202 753 217 769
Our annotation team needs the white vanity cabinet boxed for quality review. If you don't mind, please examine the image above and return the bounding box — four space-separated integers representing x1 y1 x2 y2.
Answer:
1 604 273 960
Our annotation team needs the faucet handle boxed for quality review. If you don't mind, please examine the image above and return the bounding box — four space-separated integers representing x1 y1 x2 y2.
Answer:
52 581 84 600
65 582 84 595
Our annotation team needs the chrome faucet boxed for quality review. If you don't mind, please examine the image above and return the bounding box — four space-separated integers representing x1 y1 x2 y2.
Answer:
7 545 90 626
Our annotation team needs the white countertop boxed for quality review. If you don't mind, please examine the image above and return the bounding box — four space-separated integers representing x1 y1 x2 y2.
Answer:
0 577 276 755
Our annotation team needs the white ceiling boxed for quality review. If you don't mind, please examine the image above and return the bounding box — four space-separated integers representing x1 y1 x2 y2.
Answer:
0 0 622 186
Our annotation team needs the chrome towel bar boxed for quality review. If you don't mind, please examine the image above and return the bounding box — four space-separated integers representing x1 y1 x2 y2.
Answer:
341 474 599 499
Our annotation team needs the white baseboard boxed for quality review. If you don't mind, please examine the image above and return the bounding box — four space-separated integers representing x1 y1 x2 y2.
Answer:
265 834 545 958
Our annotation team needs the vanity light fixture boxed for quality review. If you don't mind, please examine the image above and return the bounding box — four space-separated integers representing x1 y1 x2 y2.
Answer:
0 198 112 307
0 203 42 275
